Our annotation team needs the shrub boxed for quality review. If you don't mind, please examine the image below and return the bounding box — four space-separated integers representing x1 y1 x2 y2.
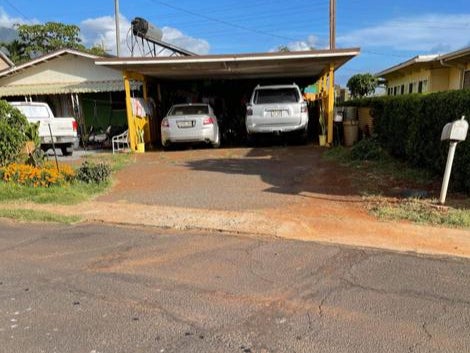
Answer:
76 161 111 184
347 90 470 193
0 100 30 166
0 162 76 187
350 137 385 161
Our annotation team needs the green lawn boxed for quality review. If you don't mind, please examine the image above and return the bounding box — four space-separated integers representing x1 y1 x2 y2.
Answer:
0 152 132 205
0 208 81 224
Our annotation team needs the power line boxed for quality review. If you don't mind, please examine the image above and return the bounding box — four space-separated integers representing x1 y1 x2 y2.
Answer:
148 0 297 41
3 0 30 19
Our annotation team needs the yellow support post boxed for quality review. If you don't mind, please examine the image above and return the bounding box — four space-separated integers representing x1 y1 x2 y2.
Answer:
123 71 137 151
327 63 335 144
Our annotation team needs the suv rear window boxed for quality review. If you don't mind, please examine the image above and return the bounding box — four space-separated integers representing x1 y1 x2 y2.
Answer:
169 105 209 116
254 88 300 104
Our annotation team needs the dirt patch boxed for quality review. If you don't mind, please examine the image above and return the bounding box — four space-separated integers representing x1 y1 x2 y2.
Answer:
2 146 469 258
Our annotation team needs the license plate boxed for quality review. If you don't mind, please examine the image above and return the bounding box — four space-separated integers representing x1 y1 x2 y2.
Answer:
177 121 193 128
271 110 282 118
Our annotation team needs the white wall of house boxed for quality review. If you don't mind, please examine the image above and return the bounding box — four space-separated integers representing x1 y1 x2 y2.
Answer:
0 54 123 87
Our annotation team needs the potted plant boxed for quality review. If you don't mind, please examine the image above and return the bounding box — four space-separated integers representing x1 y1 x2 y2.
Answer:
318 107 327 146
136 127 145 153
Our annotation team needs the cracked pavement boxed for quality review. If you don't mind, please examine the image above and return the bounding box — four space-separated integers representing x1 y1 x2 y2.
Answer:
1 222 469 353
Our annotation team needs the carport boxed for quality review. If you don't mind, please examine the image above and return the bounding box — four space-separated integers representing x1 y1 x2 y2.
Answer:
95 48 359 150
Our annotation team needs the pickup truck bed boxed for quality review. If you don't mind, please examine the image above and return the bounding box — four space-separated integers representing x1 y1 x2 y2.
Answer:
10 102 78 156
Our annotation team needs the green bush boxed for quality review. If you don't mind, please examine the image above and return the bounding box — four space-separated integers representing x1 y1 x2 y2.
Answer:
0 100 30 166
347 90 470 193
350 137 385 161
76 161 111 184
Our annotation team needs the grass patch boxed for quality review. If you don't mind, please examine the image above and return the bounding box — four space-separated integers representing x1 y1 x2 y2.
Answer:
0 153 133 205
368 198 470 228
0 208 81 224
0 181 109 204
83 152 133 172
324 145 470 228
323 146 435 194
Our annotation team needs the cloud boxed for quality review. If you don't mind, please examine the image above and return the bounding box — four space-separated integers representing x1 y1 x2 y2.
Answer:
162 26 209 55
270 34 324 52
0 7 37 28
81 14 210 56
338 13 470 52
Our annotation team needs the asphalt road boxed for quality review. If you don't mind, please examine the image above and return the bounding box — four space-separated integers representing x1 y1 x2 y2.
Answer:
0 222 469 353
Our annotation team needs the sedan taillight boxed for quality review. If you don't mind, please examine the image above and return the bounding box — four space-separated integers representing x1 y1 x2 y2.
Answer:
72 120 78 132
161 118 169 127
203 117 214 125
301 103 308 113
246 105 253 116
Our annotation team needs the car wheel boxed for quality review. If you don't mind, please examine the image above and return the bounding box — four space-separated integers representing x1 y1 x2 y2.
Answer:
60 144 73 156
161 140 170 151
246 133 256 146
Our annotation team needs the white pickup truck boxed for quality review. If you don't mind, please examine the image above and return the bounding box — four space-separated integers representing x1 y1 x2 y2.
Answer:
10 102 78 156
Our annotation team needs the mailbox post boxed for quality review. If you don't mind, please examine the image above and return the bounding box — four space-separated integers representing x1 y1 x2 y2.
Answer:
439 116 468 204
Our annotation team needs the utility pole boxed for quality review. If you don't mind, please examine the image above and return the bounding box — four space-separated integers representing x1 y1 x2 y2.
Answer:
329 0 336 49
115 0 121 56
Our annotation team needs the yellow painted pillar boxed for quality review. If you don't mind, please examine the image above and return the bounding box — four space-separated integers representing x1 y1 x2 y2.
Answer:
327 64 335 144
123 71 137 151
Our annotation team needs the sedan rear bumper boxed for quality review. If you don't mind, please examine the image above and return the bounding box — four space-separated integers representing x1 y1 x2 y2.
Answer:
162 127 216 144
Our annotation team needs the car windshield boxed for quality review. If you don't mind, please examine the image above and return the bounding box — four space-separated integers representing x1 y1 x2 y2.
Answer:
254 88 300 104
169 105 209 116
14 105 50 119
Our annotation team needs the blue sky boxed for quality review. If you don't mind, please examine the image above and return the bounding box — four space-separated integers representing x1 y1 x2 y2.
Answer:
2 0 470 84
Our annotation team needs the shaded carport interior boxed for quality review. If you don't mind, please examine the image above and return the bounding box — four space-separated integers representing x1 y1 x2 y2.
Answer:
95 48 360 149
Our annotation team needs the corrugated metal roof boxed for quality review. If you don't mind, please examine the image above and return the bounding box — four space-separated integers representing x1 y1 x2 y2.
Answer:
0 80 139 97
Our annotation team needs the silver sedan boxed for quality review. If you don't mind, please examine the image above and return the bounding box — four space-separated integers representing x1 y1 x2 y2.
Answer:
161 104 221 148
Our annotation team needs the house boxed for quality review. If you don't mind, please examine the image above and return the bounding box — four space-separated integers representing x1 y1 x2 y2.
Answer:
377 46 470 96
0 51 14 71
0 49 139 138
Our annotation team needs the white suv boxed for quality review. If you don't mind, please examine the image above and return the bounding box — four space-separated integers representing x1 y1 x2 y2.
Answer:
245 84 308 139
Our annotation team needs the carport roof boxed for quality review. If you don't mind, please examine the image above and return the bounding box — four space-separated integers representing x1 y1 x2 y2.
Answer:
95 48 360 80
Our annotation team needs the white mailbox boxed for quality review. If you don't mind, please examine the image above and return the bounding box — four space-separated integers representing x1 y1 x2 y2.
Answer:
441 117 468 141
439 116 467 204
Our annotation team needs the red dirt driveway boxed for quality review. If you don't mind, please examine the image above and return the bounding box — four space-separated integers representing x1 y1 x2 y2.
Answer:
93 146 470 258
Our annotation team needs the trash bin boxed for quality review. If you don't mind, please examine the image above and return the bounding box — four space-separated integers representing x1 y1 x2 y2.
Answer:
343 120 359 146
343 106 358 121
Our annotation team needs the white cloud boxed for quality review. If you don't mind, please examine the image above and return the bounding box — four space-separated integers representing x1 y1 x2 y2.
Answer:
270 34 328 52
338 14 470 52
0 7 37 28
81 15 210 56
162 26 209 55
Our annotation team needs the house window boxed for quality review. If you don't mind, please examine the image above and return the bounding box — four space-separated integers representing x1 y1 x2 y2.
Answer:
393 86 397 96
401 85 405 95
422 80 428 92
418 81 423 93
408 83 413 94
463 71 470 89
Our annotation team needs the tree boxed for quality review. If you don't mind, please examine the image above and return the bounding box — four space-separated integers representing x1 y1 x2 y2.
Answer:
0 39 27 64
17 22 84 58
2 22 107 64
346 73 378 98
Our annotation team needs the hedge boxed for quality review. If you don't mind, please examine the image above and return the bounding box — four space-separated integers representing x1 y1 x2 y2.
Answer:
345 90 470 193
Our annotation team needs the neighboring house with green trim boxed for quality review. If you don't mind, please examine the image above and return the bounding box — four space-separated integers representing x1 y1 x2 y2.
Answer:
377 46 470 96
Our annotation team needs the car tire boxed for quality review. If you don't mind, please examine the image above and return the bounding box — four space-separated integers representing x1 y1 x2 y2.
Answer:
246 133 256 146
60 144 73 156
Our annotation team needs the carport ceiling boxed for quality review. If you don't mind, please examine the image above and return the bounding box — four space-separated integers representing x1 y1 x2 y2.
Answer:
96 48 360 80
